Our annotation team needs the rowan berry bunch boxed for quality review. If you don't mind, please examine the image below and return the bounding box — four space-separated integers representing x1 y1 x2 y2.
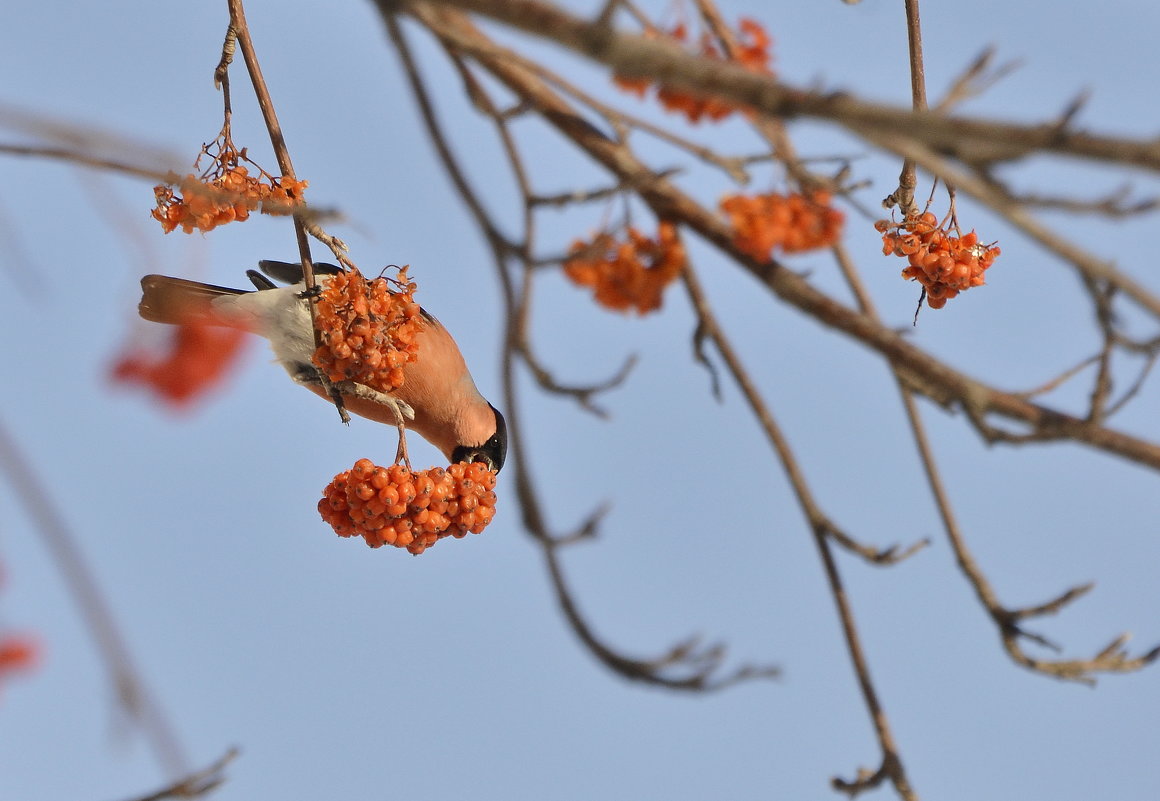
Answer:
151 138 307 234
311 266 421 393
319 459 499 555
876 212 1001 309
720 191 844 260
613 17 772 123
563 221 685 314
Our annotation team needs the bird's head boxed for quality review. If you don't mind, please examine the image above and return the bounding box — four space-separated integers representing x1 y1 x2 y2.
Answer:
451 404 507 474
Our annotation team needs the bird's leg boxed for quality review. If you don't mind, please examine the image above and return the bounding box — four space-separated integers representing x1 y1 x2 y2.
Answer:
381 390 412 469
291 364 350 424
393 422 411 470
330 381 415 425
327 383 351 425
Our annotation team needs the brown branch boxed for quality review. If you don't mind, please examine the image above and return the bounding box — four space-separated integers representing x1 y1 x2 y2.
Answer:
398 0 1160 474
832 212 1156 686
1005 183 1158 217
118 748 238 801
0 142 180 183
885 0 927 218
0 417 187 777
415 0 1160 173
681 262 925 568
679 258 920 795
223 0 346 421
933 47 1022 113
1012 354 1100 401
387 9 777 690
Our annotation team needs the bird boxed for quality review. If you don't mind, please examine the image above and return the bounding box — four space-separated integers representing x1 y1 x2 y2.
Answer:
137 260 507 473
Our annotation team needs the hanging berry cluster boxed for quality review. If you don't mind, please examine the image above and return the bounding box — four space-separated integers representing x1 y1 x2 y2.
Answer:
151 139 307 234
876 212 1001 309
311 267 421 393
720 191 844 260
613 18 772 123
319 459 499 555
563 221 685 314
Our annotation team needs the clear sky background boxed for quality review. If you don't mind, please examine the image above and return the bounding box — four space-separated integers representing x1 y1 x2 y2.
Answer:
2 1 1159 800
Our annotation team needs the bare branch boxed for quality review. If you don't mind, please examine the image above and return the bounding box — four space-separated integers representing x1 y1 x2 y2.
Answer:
386 9 777 691
414 0 1160 172
118 748 238 801
403 1 1160 473
0 417 187 776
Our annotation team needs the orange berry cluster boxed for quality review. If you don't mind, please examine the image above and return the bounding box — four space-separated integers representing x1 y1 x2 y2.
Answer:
720 191 844 259
563 221 685 314
613 18 772 123
110 322 248 407
0 636 39 675
876 212 1001 309
319 459 499 555
311 267 421 393
151 143 307 234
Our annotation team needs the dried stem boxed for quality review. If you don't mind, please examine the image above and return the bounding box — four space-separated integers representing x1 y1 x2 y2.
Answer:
0 142 180 184
681 261 919 798
885 0 927 217
0 418 187 777
401 0 1160 474
416 0 1160 172
118 748 238 801
223 0 350 421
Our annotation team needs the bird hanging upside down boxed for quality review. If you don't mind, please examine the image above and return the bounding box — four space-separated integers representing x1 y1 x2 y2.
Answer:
137 260 507 473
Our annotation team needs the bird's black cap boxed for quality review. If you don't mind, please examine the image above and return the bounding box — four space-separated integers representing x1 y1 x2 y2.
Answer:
451 404 507 474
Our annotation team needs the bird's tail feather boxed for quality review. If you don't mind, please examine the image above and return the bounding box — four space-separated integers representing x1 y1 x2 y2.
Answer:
138 275 247 325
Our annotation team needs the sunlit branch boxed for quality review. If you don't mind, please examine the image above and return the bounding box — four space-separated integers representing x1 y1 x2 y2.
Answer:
386 9 777 690
416 0 1160 173
398 0 1160 474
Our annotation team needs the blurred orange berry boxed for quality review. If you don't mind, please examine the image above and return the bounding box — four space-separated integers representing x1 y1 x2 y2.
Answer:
0 565 41 699
0 636 40 673
111 322 248 408
613 17 774 123
720 190 844 260
563 221 685 314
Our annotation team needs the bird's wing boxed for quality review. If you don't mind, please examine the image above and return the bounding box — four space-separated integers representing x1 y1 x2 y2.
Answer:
256 259 343 285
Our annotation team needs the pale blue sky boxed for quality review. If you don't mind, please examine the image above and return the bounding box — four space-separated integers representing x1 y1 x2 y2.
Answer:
1 2 1159 800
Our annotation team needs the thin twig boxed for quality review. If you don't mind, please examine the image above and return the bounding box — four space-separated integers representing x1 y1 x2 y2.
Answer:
224 0 349 422
415 0 1160 173
119 748 238 801
0 417 187 777
883 0 927 217
389 9 777 689
404 1 1160 473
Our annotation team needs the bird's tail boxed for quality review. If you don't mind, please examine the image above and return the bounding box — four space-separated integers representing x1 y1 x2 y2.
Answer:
138 275 247 326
